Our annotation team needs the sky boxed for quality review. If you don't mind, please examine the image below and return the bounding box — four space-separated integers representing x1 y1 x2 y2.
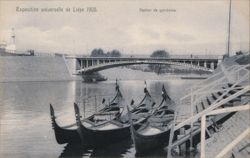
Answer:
0 0 249 56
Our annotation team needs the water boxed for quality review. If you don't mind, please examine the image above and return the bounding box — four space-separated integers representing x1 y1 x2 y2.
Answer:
0 68 199 158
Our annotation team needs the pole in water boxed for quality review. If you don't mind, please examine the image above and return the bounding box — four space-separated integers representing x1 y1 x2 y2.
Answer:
227 0 232 57
95 95 97 113
83 99 86 118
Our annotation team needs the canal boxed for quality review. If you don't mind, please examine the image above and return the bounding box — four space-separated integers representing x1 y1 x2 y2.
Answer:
0 68 200 158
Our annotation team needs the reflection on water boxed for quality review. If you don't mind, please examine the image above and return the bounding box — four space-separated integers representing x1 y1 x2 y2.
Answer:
59 143 88 158
59 139 168 158
90 139 133 158
0 68 199 158
59 139 133 158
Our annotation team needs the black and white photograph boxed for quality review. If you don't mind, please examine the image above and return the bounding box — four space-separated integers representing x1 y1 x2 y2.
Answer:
0 0 249 158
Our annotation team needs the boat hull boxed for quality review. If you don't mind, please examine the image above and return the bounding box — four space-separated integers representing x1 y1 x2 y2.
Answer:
50 104 81 144
131 126 171 154
78 123 137 147
52 121 80 144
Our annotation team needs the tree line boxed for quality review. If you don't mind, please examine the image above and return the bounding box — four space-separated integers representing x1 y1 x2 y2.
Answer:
90 48 121 57
90 48 170 58
90 48 170 73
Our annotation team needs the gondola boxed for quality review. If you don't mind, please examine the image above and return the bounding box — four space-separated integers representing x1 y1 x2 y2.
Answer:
130 83 245 155
50 105 81 144
129 85 176 154
74 84 156 147
50 81 124 144
80 82 125 126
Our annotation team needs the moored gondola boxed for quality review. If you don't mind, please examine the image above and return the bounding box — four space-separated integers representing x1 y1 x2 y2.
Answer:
50 81 124 144
130 85 176 154
79 82 125 126
50 104 81 144
74 84 156 147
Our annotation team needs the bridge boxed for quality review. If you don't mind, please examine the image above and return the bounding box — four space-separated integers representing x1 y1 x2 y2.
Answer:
65 54 223 75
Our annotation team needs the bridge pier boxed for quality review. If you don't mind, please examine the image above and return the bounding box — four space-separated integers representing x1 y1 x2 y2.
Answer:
211 62 214 69
214 62 218 69
204 61 207 68
76 59 81 70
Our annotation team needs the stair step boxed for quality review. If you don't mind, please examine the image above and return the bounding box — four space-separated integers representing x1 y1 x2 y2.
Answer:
206 97 212 105
203 110 250 158
217 91 229 99
235 151 247 158
236 140 250 151
207 95 216 105
195 105 199 114
202 99 210 108
211 93 219 100
236 116 248 125
201 101 206 110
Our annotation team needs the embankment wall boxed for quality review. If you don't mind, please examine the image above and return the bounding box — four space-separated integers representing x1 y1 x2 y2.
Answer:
0 56 72 82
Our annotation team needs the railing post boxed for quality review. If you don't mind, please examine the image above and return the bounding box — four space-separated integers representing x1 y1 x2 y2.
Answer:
190 87 194 152
167 111 177 158
200 115 206 158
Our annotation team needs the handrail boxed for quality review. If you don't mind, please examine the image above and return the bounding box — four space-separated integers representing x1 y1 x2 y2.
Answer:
167 105 250 151
191 73 249 107
174 85 250 131
191 64 248 89
180 64 249 101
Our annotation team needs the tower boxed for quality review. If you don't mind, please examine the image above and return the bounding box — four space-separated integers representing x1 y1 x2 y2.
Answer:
11 28 15 45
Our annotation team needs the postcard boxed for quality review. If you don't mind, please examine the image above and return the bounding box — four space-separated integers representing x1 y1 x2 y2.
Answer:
0 0 249 158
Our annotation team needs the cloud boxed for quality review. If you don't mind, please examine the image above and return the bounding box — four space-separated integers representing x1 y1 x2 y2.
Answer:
165 31 195 42
14 26 79 53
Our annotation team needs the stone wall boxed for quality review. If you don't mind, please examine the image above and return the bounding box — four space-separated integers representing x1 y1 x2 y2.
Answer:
0 56 72 82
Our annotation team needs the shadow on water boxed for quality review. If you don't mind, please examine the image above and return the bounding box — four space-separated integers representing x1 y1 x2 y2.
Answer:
59 139 134 158
135 148 167 158
59 143 89 158
90 139 133 157
59 139 171 158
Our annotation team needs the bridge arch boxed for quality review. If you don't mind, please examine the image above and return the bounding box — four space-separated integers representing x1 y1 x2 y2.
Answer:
76 60 214 74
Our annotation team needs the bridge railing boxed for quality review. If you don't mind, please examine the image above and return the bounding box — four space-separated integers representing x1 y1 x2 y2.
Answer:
76 59 213 74
67 54 222 60
10 50 66 57
11 50 222 59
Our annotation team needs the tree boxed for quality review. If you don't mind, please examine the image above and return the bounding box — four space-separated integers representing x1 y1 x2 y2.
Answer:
110 49 121 57
150 50 169 58
90 48 122 57
149 50 170 73
90 48 105 57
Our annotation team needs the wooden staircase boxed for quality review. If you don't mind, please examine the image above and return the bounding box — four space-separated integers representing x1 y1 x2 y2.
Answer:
197 110 250 158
